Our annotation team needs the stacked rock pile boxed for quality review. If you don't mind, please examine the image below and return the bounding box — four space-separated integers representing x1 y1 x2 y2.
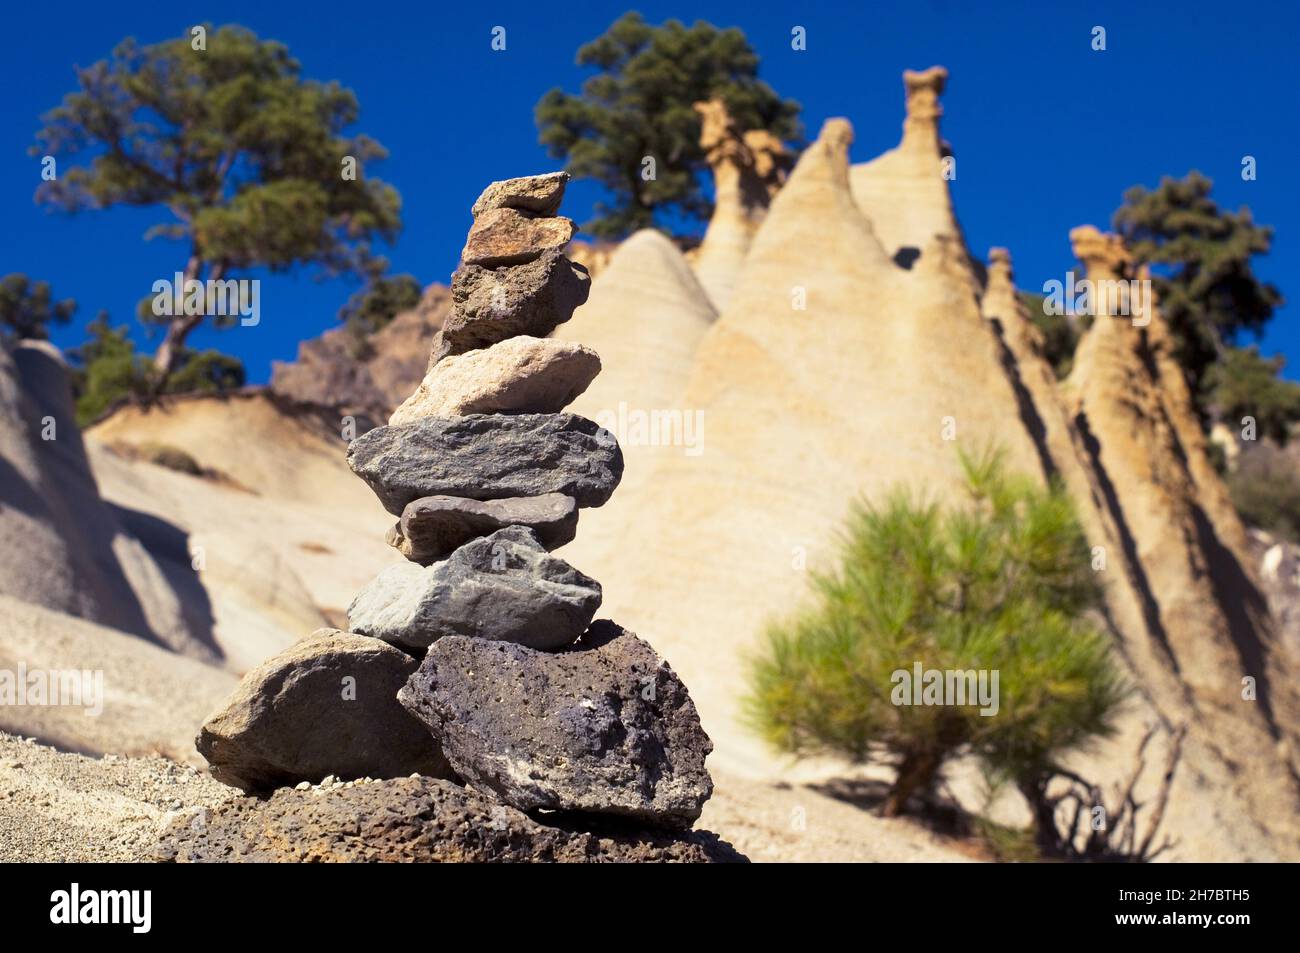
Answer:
170 173 737 862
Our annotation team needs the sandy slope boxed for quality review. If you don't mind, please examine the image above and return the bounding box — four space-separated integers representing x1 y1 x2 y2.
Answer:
0 732 231 862
84 399 401 671
0 597 237 764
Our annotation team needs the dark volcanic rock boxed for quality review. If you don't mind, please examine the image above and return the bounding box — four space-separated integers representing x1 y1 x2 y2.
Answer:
347 412 622 515
349 526 601 651
431 249 590 364
154 776 747 863
196 630 450 792
388 493 578 564
398 621 714 829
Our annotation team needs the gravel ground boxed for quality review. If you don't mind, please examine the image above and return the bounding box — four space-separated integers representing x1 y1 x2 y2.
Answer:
0 730 976 863
0 732 233 862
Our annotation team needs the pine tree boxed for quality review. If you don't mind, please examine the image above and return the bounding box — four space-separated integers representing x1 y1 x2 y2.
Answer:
1113 172 1291 430
746 450 1128 820
67 312 244 426
0 274 76 342
536 12 801 239
33 24 400 390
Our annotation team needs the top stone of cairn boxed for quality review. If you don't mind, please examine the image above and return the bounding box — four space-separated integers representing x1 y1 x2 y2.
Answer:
471 171 570 219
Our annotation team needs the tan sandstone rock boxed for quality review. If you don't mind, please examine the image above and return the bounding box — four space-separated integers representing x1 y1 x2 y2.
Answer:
461 208 577 268
559 113 1046 781
1061 225 1300 857
690 98 792 310
390 336 600 422
471 171 569 218
552 229 717 576
849 66 979 293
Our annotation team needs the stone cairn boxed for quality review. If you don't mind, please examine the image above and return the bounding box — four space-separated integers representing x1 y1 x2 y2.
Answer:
172 173 736 862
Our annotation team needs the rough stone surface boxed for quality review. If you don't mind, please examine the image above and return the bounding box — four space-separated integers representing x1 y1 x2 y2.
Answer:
154 775 746 862
431 249 590 364
391 336 600 423
196 629 450 792
399 621 714 828
350 527 600 650
461 208 576 268
348 412 623 515
471 172 569 219
387 493 578 564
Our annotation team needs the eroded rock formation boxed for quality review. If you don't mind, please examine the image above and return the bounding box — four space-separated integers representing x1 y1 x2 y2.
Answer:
1061 225 1300 855
550 68 1300 859
270 284 450 422
689 97 793 310
0 341 215 661
849 66 979 291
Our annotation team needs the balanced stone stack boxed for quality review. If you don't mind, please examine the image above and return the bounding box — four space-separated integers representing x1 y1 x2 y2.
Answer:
169 173 738 863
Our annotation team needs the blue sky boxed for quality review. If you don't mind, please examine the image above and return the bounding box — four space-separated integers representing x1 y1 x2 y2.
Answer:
2 0 1297 382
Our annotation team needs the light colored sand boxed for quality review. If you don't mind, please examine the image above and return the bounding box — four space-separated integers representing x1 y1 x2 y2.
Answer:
87 390 390 671
0 596 237 765
0 732 232 862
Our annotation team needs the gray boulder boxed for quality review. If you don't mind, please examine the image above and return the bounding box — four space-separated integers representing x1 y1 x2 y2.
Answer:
387 493 578 564
431 249 590 364
196 629 450 792
349 527 601 651
154 775 746 863
398 621 714 829
347 412 622 515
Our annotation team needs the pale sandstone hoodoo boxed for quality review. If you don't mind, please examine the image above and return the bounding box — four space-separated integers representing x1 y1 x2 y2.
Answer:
553 229 718 572
849 66 979 294
1060 226 1300 856
689 97 792 311
573 111 1048 778
0 340 215 661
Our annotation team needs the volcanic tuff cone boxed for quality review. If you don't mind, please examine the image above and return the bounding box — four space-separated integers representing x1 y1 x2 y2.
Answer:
550 67 1300 858
571 109 1048 775
552 229 717 573
850 66 979 294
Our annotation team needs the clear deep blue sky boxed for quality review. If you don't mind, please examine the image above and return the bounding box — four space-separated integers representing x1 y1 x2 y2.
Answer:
2 0 1297 382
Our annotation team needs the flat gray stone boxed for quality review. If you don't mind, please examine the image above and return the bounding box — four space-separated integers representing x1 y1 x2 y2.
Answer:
347 412 623 516
196 629 450 793
387 493 578 564
349 526 601 651
398 621 714 829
